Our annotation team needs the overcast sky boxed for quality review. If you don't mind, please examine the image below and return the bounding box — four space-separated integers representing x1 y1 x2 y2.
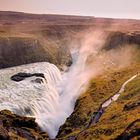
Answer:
0 0 139 19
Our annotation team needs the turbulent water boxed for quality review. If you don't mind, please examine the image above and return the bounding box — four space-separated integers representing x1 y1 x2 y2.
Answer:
0 47 91 139
0 62 62 138
0 31 121 139
0 32 108 138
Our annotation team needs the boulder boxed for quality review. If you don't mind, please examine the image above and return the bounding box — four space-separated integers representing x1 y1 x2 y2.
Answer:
11 72 45 82
31 78 44 84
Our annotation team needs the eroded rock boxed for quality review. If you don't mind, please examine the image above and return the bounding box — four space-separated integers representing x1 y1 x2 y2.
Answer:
124 101 140 111
0 37 72 69
0 110 49 140
11 72 45 82
104 31 140 50
115 119 140 140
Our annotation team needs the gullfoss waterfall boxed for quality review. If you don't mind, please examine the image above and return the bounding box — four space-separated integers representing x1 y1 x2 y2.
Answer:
0 30 135 139
0 63 62 138
0 48 93 138
0 50 93 139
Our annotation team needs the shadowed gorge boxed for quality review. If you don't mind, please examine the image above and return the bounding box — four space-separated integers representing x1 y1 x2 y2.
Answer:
0 11 140 140
0 36 72 69
103 32 140 50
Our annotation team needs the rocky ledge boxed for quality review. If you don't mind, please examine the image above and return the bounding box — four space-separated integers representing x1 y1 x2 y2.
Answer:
0 110 49 140
11 72 45 82
104 31 140 50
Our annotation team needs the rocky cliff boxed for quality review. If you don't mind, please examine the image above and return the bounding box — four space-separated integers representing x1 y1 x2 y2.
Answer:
104 32 140 50
0 36 72 69
0 110 49 140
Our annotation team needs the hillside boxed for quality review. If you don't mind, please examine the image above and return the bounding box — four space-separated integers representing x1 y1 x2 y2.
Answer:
57 64 140 139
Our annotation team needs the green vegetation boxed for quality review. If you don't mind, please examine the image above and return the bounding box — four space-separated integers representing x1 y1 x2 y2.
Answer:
57 64 140 139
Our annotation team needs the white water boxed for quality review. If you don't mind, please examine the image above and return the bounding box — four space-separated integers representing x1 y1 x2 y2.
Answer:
0 31 110 138
0 62 62 138
38 48 93 138
0 43 95 138
0 50 137 139
0 48 91 138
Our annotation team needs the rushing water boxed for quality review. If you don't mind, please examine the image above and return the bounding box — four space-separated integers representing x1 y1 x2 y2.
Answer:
0 30 109 138
0 62 62 138
0 46 91 139
0 52 138 139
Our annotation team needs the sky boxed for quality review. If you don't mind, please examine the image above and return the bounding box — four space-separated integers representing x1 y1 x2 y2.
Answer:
0 0 140 19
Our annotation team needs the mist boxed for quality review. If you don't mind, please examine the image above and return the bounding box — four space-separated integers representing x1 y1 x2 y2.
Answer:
38 29 138 138
0 28 137 139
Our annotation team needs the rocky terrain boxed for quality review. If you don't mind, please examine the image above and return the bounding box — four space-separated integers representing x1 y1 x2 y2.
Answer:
0 110 49 140
0 36 72 69
0 11 140 140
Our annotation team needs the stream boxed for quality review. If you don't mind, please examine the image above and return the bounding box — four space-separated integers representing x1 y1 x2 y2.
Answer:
72 74 138 140
91 74 138 124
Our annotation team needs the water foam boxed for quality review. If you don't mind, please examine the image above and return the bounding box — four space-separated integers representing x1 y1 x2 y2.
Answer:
0 62 62 138
0 48 91 139
0 31 106 138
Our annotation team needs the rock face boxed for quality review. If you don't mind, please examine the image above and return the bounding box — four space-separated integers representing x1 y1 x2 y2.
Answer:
11 72 45 82
115 119 140 140
124 100 140 111
0 110 49 140
0 37 72 69
104 32 140 50
0 11 140 140
0 37 49 69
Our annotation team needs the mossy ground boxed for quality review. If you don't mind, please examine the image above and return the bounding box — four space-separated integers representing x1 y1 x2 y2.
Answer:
57 64 140 140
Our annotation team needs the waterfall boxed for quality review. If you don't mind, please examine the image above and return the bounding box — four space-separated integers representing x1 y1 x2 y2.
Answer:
0 48 92 139
0 31 107 139
49 48 92 138
0 62 62 138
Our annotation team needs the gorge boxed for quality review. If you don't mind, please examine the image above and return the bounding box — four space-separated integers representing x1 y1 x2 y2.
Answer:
0 11 140 140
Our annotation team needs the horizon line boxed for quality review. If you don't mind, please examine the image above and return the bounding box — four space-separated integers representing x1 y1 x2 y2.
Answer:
0 10 140 21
